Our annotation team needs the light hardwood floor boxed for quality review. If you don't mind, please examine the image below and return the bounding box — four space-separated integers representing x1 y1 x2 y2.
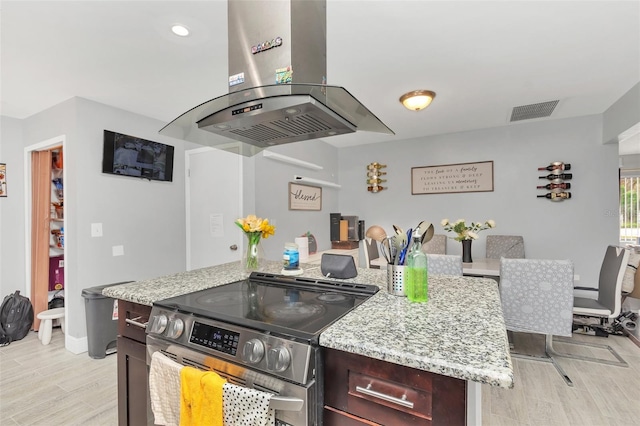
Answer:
0 329 117 425
1 328 639 425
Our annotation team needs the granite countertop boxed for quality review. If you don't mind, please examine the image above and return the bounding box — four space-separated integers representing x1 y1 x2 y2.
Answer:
103 260 513 388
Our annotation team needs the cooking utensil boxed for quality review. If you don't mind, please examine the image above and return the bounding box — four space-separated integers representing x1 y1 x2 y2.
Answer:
380 236 393 263
393 233 407 265
397 228 412 265
414 221 435 244
392 224 404 236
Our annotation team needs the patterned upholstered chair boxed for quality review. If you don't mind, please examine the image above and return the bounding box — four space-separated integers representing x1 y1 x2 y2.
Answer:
422 234 447 254
486 235 525 259
500 257 575 385
426 254 462 276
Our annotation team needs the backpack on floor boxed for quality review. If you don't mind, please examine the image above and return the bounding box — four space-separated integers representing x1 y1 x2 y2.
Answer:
0 291 34 345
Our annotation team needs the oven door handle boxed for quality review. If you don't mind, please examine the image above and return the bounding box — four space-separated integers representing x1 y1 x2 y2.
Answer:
269 396 304 412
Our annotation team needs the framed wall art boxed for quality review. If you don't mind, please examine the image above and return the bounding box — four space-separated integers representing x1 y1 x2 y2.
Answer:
0 163 6 197
411 161 494 195
289 182 322 211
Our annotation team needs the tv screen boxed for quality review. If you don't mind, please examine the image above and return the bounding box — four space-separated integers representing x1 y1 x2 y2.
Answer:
102 130 174 182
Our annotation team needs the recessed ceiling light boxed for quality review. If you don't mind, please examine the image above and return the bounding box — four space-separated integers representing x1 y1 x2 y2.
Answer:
171 24 190 37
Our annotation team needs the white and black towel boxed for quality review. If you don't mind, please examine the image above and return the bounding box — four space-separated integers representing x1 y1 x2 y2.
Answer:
222 382 275 426
148 351 183 426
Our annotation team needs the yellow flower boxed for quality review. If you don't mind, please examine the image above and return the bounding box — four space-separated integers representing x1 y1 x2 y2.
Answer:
235 214 276 239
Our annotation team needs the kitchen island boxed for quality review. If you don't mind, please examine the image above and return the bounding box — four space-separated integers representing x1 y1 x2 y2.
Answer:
104 260 513 425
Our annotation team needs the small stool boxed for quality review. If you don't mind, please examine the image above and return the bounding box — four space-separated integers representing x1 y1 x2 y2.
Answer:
37 308 65 345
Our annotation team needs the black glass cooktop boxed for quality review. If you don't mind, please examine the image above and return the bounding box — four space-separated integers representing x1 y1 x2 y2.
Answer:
153 272 379 341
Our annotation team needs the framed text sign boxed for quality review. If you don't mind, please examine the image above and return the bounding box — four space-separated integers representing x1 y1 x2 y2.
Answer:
289 182 322 211
411 161 494 195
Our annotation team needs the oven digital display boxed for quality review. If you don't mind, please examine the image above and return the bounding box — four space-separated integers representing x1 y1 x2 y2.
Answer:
189 321 240 356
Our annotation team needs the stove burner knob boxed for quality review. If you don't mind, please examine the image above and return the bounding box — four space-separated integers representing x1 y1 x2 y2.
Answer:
149 315 168 334
166 318 184 339
242 339 265 364
266 346 291 372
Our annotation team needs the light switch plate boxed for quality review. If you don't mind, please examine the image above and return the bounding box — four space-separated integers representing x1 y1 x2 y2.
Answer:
112 245 124 256
91 223 103 237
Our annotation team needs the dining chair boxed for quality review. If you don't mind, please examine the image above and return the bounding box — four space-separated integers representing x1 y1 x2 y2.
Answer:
426 254 462 276
500 257 575 385
486 235 525 259
422 234 447 254
553 245 630 367
362 237 381 269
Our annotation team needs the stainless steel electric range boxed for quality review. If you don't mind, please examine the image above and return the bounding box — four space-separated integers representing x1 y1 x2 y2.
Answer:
146 272 379 426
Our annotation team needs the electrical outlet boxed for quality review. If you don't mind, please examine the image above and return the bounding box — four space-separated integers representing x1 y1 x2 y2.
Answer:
112 245 124 256
91 223 103 237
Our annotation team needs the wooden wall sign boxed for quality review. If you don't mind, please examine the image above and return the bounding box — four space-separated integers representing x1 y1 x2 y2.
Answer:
411 161 494 195
289 182 322 211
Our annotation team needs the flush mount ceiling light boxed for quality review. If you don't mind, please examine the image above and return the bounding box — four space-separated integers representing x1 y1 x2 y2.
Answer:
171 24 190 37
399 90 436 111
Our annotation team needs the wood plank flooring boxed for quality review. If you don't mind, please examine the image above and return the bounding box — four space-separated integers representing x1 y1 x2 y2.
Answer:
0 330 117 425
1 328 639 425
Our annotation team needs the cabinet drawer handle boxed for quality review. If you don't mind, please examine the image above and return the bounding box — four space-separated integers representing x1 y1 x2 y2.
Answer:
355 384 414 409
125 316 148 329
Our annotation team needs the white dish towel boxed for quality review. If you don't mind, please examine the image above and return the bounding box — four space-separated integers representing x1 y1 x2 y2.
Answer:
222 382 275 426
149 351 183 426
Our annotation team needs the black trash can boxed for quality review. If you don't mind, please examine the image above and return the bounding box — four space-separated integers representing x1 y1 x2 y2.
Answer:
81 282 131 359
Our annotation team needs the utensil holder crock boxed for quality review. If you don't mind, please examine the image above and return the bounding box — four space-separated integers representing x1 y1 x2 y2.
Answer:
387 264 406 296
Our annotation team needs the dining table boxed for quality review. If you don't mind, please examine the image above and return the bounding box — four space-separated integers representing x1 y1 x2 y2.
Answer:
371 256 501 277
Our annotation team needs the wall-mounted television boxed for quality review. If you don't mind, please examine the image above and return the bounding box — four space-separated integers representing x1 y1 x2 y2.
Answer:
102 130 174 182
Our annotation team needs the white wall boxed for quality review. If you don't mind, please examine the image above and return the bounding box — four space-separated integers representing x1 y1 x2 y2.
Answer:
2 98 188 351
338 115 619 283
0 116 25 298
253 141 340 261
603 82 640 144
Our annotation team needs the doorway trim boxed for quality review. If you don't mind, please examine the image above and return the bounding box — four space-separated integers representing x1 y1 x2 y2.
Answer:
24 135 67 343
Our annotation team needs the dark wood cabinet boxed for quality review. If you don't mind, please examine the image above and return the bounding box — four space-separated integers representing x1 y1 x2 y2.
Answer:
117 300 152 426
323 348 466 426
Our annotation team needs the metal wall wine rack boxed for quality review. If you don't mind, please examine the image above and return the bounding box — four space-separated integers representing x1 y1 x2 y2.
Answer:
537 162 572 201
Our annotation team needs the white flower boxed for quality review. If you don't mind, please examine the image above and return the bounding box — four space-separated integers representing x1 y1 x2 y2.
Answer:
487 220 496 228
440 218 449 226
467 231 479 240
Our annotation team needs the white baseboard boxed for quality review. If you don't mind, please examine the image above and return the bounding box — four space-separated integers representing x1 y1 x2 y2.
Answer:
65 334 88 355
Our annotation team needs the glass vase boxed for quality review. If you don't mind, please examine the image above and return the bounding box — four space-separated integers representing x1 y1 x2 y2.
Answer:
462 239 473 263
242 232 264 273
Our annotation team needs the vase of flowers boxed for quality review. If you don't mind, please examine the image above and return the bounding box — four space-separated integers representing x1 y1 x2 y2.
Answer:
441 219 496 263
235 214 276 273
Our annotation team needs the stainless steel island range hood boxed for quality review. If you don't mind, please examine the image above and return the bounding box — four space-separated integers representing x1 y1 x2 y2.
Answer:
159 0 393 156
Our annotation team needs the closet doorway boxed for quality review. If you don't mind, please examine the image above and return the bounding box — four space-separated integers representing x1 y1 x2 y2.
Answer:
25 136 66 332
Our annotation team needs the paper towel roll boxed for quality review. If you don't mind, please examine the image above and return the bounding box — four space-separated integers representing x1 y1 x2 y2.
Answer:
295 237 309 261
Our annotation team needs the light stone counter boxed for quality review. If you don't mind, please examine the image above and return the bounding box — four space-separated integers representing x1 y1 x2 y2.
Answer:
102 260 513 388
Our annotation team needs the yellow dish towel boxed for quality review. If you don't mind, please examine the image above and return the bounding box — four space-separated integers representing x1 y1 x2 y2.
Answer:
180 366 227 426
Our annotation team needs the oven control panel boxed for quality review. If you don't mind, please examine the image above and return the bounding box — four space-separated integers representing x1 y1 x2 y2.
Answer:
147 308 314 385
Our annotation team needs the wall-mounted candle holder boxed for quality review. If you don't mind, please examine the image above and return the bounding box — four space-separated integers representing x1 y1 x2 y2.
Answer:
367 162 387 193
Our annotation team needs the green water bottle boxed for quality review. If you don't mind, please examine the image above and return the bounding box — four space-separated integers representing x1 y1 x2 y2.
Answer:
405 234 428 302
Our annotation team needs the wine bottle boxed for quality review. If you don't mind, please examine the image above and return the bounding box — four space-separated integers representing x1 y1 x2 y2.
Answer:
537 182 571 190
366 170 387 177
367 185 385 193
366 163 387 170
538 162 571 171
539 172 572 180
537 192 571 200
366 178 387 185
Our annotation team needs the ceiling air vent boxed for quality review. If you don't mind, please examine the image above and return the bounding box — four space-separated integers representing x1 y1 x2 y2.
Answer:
510 100 559 122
